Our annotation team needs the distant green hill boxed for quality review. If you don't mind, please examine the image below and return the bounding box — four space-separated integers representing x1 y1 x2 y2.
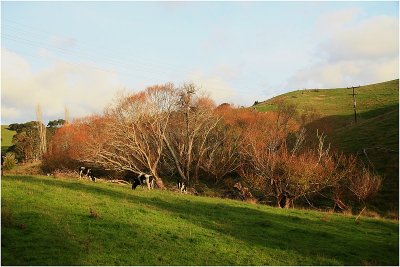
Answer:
255 79 398 122
2 174 398 265
254 79 399 215
1 125 16 155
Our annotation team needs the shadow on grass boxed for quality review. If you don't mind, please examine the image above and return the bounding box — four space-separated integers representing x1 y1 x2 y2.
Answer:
3 175 399 266
1 209 84 266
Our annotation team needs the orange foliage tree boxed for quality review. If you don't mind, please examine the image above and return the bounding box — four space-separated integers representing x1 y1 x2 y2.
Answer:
42 116 94 171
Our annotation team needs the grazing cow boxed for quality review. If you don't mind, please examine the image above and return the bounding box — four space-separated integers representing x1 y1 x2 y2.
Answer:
130 173 155 190
79 166 90 178
178 180 187 193
87 169 97 182
79 166 97 182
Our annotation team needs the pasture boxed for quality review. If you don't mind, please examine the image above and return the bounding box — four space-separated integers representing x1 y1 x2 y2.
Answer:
2 174 398 265
1 125 16 155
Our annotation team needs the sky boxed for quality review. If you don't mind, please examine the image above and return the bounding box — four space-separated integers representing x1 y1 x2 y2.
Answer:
1 1 399 124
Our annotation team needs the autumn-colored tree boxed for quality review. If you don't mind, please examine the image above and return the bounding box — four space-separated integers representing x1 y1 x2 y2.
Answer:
199 120 241 183
42 117 92 171
237 108 337 208
330 154 382 211
80 84 179 188
162 84 220 186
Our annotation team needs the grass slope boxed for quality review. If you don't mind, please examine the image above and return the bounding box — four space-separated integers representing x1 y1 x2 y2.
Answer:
1 125 16 155
2 175 398 266
254 79 399 215
254 79 399 152
256 80 398 119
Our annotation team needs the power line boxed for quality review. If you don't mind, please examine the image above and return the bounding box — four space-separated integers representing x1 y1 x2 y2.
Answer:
3 37 257 97
3 35 268 97
2 18 269 94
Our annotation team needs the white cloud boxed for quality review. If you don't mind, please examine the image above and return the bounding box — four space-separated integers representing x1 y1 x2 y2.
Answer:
1 106 21 122
187 70 238 104
316 7 362 33
1 48 122 124
286 13 399 90
320 15 398 62
287 58 398 89
1 48 31 78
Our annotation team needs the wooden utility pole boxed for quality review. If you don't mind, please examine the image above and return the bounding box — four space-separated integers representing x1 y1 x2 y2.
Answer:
348 86 359 123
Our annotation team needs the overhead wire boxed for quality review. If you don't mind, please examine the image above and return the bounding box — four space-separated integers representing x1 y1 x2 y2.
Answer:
2 18 268 96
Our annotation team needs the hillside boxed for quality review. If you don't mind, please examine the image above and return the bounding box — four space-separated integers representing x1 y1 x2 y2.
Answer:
254 79 399 152
1 125 16 155
254 79 399 215
2 174 398 266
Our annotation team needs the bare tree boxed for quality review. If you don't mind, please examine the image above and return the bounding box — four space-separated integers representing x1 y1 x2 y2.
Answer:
329 153 382 212
82 84 178 188
35 104 47 158
64 105 71 124
162 83 219 187
240 124 340 208
200 123 241 183
348 167 381 203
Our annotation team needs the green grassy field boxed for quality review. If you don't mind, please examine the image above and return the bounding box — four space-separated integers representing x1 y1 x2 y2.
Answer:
254 79 399 215
1 125 16 155
255 80 398 118
254 79 399 151
2 175 398 266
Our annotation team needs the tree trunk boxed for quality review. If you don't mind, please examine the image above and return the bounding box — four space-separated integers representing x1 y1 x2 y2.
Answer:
155 177 165 189
277 195 292 208
163 135 186 182
284 198 291 209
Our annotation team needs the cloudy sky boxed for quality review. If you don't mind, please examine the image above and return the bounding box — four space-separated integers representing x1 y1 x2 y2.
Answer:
1 1 399 124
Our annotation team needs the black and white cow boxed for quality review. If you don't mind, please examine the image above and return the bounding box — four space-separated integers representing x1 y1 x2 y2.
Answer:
126 172 155 190
79 166 90 178
178 180 187 193
78 166 97 182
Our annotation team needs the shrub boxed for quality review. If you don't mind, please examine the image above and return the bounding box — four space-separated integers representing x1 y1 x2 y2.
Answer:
2 152 17 171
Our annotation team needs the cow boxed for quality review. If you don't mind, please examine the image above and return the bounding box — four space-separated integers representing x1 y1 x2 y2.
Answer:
127 172 155 190
78 166 97 182
79 166 90 178
178 180 187 193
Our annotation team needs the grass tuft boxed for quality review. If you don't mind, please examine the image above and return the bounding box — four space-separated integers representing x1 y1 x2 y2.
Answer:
89 208 99 219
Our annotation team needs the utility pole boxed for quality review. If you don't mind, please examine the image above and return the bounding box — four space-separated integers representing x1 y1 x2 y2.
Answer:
348 86 360 123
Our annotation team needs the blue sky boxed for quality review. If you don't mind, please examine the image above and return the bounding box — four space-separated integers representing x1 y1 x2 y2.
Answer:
1 1 399 124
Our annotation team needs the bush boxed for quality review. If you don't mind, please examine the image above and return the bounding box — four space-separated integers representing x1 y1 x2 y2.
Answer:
2 152 17 171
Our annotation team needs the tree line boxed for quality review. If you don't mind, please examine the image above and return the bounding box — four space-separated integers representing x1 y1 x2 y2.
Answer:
6 83 381 210
5 119 66 162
